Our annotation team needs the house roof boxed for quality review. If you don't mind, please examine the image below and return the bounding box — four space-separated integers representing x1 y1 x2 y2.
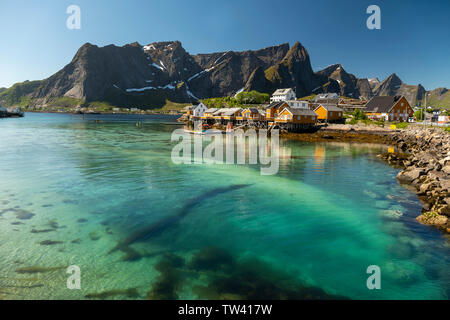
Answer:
212 108 229 115
222 108 242 116
314 98 340 104
364 96 403 113
258 109 266 116
244 108 259 113
267 101 286 109
205 108 218 113
280 107 317 116
272 88 293 95
315 104 343 112
194 103 207 109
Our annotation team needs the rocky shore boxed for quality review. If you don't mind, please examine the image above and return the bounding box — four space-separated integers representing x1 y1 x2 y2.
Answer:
281 123 393 144
377 128 450 233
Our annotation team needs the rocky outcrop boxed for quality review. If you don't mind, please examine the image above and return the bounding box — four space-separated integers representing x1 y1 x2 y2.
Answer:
314 64 361 98
387 128 450 233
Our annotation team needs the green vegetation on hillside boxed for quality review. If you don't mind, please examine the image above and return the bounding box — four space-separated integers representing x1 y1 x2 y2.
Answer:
235 91 269 104
264 66 282 84
46 97 84 108
422 90 450 109
202 91 268 109
0 80 42 106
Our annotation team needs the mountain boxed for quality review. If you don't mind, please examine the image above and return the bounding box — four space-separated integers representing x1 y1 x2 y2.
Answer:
424 88 450 108
314 64 361 98
373 73 426 106
0 40 447 109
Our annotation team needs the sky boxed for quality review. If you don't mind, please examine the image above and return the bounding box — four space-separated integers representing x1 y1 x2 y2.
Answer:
1 0 449 89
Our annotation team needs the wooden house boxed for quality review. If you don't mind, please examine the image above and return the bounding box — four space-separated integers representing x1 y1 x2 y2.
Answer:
222 108 243 120
242 108 262 121
275 107 318 124
201 108 218 119
270 88 296 103
364 95 414 122
266 101 289 121
212 108 229 120
183 105 194 116
314 104 344 122
192 102 208 117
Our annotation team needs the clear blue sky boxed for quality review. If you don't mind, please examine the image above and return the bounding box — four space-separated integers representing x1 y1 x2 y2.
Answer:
1 0 449 89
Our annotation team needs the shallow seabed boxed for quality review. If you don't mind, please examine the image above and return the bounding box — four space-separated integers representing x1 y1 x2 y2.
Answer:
0 113 448 300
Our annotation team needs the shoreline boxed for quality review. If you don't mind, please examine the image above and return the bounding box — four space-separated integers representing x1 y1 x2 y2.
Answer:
24 110 182 116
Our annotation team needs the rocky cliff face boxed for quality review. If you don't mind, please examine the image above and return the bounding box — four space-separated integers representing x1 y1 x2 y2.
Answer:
314 64 362 98
1 40 446 109
373 73 426 106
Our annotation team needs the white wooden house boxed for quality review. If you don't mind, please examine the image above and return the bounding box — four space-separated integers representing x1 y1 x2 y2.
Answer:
270 88 296 102
286 100 309 109
193 102 208 117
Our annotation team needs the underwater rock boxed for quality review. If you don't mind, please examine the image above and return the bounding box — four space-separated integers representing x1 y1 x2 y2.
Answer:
85 288 139 299
3 284 44 289
31 228 56 233
77 218 88 223
14 209 35 220
363 189 379 200
15 266 66 274
42 204 53 208
11 221 24 225
155 253 185 272
62 199 78 204
119 247 142 262
188 247 234 272
71 238 81 244
89 232 101 241
147 254 185 300
381 261 421 285
39 240 64 245
379 209 403 220
46 220 64 229
0 208 35 220
386 242 416 259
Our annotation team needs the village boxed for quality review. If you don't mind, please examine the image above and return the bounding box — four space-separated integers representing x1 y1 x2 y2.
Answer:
180 88 450 133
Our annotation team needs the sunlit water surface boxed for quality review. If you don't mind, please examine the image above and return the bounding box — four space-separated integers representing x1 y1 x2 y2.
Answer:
0 113 448 300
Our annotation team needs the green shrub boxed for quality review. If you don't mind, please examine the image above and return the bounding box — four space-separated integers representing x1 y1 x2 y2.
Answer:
349 118 358 125
414 110 425 121
235 91 269 104
352 109 367 120
395 122 408 129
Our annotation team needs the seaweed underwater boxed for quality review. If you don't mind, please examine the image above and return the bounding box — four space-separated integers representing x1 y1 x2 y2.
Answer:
109 184 251 261
144 247 349 300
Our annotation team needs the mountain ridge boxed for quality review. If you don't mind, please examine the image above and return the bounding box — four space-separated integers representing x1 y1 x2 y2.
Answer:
0 41 446 109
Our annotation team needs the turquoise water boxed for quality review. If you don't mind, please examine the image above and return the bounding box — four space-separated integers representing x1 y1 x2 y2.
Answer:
0 113 448 300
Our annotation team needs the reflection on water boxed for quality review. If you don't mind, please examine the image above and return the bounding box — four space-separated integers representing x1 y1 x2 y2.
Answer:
0 113 448 300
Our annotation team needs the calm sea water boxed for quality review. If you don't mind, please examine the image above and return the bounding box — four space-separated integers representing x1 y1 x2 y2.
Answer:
0 113 448 300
